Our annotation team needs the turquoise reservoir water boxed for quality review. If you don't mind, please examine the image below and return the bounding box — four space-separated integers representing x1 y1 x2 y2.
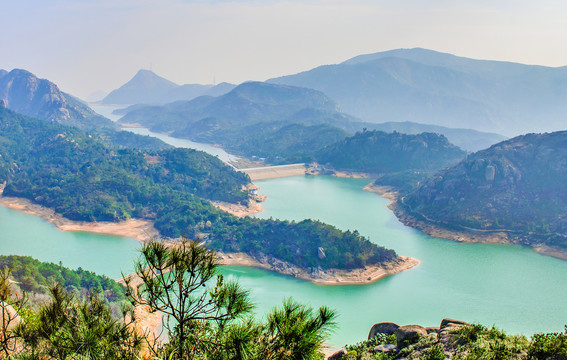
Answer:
1 175 567 348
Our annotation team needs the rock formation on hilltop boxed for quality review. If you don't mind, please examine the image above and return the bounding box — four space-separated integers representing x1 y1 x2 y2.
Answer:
401 131 567 252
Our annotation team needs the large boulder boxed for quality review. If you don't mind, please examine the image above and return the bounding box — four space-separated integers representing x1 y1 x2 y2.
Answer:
440 318 468 331
327 349 345 360
374 344 397 354
426 326 440 334
368 322 400 339
395 325 428 348
0 301 21 330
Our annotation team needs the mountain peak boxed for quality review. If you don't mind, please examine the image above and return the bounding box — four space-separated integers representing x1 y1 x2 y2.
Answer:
102 69 178 105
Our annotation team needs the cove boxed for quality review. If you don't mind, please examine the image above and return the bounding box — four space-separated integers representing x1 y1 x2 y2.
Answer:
2 172 567 348
220 175 567 347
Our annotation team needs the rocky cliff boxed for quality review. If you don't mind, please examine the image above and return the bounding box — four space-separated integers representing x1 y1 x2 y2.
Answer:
0 69 114 130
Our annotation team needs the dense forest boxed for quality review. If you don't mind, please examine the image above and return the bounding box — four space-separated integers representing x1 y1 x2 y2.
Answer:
0 108 397 270
316 130 466 174
402 131 567 250
216 122 348 165
0 255 125 302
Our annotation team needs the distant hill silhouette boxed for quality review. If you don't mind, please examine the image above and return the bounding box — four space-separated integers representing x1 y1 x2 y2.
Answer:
119 81 349 137
0 69 114 130
102 69 235 105
268 48 567 136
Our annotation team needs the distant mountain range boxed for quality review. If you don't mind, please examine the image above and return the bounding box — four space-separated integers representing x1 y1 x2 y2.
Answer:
119 81 349 137
101 69 235 105
268 48 567 136
0 69 114 130
118 80 505 153
401 131 567 250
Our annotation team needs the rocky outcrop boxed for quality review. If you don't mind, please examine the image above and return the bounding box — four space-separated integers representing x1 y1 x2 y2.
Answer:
0 69 114 130
368 322 400 339
394 325 428 348
328 349 346 360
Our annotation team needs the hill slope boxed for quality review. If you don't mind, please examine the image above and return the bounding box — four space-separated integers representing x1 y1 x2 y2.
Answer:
102 69 179 105
119 81 354 139
402 131 567 250
269 48 567 136
102 69 235 105
0 69 115 130
0 107 399 271
317 130 466 174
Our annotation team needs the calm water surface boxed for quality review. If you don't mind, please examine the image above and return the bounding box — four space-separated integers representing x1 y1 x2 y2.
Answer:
2 175 566 347
6 103 567 346
90 104 237 163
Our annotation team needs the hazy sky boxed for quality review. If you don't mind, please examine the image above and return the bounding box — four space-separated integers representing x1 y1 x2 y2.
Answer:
2 0 567 99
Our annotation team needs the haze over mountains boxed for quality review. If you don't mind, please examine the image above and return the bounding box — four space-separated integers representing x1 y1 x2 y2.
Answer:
101 69 235 105
0 69 114 130
269 48 567 136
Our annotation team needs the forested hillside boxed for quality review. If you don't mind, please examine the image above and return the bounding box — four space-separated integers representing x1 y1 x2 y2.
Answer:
402 131 567 250
0 108 398 270
316 130 466 174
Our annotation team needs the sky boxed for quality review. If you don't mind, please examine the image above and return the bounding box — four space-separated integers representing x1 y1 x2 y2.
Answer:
2 0 567 99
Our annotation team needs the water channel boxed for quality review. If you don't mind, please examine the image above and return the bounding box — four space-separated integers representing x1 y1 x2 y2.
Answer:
1 105 565 347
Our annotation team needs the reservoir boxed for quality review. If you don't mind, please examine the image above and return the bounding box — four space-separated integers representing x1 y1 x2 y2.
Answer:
3 103 563 347
2 175 567 347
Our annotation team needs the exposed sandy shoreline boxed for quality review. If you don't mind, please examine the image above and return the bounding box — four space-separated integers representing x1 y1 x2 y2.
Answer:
362 181 567 261
0 196 159 241
0 189 418 284
211 199 264 217
218 251 419 285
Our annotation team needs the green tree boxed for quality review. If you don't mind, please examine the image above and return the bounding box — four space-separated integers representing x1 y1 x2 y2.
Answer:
16 283 141 359
124 238 253 359
255 298 337 360
0 266 24 359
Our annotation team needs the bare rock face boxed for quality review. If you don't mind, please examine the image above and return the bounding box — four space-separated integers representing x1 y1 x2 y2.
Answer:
0 68 113 130
368 322 400 339
439 318 469 344
425 326 440 334
318 247 326 260
0 301 21 330
328 349 346 360
440 318 468 329
374 344 397 353
395 325 428 348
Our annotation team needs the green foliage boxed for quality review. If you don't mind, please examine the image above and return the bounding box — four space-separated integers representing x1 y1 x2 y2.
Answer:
213 122 348 165
345 333 386 355
127 239 337 360
126 238 254 359
316 130 465 174
373 170 434 195
15 283 142 360
255 298 337 360
0 255 125 302
528 327 567 360
404 131 567 250
0 107 398 271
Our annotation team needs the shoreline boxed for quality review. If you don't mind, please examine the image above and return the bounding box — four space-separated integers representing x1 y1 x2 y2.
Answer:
218 251 419 285
0 196 159 242
210 199 264 218
362 182 567 261
0 192 419 285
